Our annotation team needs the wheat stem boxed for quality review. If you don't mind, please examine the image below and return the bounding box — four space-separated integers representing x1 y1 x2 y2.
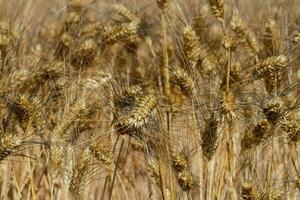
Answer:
108 138 125 200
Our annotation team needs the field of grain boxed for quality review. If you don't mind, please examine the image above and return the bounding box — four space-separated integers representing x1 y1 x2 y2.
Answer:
0 0 299 199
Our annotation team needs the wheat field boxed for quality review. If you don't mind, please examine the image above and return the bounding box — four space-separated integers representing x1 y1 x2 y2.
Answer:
0 0 299 199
